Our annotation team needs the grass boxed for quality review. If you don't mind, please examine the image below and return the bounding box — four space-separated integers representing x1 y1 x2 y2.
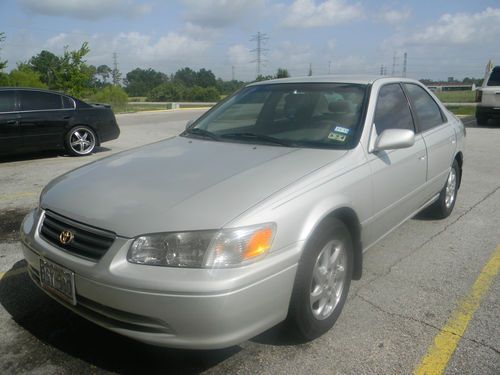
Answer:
434 90 476 103
114 103 170 113
445 106 475 116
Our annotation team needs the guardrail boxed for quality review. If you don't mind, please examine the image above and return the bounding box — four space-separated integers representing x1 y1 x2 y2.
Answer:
128 102 216 109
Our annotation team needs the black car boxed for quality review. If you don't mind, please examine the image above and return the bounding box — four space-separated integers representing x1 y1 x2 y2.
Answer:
0 88 120 156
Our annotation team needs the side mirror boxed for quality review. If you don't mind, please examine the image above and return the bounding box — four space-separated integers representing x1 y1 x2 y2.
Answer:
185 119 194 130
374 129 415 151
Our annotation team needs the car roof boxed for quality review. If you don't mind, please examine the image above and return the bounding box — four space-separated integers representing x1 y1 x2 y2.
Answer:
246 75 421 86
0 87 77 99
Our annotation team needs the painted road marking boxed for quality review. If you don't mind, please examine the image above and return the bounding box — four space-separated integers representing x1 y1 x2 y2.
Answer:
0 266 27 280
413 244 500 375
0 191 38 202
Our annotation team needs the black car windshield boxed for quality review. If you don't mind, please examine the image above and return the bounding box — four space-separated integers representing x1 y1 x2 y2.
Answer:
183 83 367 149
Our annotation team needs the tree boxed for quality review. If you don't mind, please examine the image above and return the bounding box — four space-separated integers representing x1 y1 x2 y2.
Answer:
96 64 112 84
196 68 216 88
148 82 186 101
276 68 290 79
0 32 7 71
125 67 168 96
7 64 47 88
174 67 197 87
54 42 93 97
255 74 273 82
29 50 60 87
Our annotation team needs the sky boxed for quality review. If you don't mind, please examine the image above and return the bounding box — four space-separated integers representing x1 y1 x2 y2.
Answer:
0 0 499 81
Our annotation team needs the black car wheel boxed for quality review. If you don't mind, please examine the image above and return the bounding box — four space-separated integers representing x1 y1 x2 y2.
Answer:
66 126 97 156
288 218 353 340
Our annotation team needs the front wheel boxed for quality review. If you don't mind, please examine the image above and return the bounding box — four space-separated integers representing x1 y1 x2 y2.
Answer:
65 126 97 156
426 159 460 219
288 218 353 340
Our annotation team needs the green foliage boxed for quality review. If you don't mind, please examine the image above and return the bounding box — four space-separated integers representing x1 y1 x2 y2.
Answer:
5 64 47 88
54 42 93 97
148 82 220 102
216 78 246 95
276 68 290 78
96 64 112 84
196 68 216 88
0 32 7 71
125 68 168 96
255 74 274 82
29 50 60 86
173 67 217 88
89 85 128 110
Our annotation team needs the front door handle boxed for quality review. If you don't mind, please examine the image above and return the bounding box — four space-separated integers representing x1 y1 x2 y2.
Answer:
6 120 18 125
418 155 426 161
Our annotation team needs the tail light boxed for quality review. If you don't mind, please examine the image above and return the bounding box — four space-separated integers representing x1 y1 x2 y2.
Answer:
475 89 482 103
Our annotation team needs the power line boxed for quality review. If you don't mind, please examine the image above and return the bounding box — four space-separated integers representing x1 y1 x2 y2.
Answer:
250 31 268 77
403 52 407 78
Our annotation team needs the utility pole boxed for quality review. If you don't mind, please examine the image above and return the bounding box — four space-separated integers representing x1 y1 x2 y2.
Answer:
328 60 332 74
308 62 312 76
391 51 398 76
112 52 121 86
380 64 384 76
402 52 407 78
231 65 235 81
250 32 268 77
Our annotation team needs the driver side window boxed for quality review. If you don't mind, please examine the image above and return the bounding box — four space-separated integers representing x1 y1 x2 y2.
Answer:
374 84 415 135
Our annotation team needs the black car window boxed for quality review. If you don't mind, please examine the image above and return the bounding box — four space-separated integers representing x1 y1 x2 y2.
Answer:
374 84 414 134
404 83 444 132
62 96 75 109
20 91 63 111
0 91 16 112
487 66 500 86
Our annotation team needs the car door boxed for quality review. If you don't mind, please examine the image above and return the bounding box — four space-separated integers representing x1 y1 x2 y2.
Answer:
403 83 456 199
19 90 71 150
365 83 428 245
0 90 22 154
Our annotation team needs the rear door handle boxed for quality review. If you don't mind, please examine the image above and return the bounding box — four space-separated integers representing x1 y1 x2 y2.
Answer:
419 155 426 161
6 120 18 125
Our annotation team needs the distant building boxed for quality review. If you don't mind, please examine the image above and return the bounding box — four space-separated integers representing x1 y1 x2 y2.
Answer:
425 82 474 92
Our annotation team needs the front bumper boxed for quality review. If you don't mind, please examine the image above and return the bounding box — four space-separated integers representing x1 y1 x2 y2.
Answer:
21 209 301 349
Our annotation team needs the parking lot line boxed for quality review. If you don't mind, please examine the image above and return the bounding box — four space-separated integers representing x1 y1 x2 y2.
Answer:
413 244 500 375
0 266 27 280
0 191 38 201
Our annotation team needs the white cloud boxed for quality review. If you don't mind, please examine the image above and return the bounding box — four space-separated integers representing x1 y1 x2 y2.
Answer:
182 0 266 28
227 44 252 66
282 0 363 28
43 31 212 73
18 0 151 20
376 7 411 25
388 7 500 47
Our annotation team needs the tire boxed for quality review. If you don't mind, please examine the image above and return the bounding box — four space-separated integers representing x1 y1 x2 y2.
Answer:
65 126 97 156
288 218 353 341
476 116 488 126
426 159 460 219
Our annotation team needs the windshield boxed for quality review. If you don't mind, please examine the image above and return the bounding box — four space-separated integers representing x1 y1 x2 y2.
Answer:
183 83 368 149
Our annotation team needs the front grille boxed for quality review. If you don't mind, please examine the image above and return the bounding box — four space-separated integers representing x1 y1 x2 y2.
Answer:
40 211 115 261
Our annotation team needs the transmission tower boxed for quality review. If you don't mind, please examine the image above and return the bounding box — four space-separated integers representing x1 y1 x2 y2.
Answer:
250 32 268 77
391 51 398 76
112 52 121 86
402 52 407 77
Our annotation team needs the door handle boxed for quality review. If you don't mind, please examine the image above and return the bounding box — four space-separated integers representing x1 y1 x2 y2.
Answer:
6 120 18 125
451 139 456 144
418 155 426 161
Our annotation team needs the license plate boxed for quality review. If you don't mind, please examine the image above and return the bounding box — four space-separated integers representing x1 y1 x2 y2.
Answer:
39 258 76 305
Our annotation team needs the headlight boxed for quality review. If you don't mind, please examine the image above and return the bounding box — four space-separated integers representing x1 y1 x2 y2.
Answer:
127 223 276 268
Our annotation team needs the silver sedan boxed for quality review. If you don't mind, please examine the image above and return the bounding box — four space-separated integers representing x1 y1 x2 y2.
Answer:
20 76 465 349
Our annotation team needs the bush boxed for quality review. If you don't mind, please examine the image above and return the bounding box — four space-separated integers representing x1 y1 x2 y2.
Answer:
5 68 47 88
147 82 220 102
89 85 128 111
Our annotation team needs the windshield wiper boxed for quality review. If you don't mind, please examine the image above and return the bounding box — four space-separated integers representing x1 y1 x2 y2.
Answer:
184 128 220 141
220 132 293 147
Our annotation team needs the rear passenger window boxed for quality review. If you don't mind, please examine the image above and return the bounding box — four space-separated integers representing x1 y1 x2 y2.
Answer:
20 91 63 111
374 84 414 134
62 96 75 109
0 91 16 112
404 84 444 132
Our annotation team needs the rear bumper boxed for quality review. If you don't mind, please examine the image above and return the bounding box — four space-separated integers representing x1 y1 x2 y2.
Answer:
476 105 500 119
20 209 301 349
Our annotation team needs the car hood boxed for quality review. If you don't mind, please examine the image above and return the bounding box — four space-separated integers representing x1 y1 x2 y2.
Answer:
41 137 347 237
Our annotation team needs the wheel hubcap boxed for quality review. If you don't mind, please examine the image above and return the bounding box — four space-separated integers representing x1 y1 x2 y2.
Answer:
310 239 347 320
70 128 95 155
445 168 457 209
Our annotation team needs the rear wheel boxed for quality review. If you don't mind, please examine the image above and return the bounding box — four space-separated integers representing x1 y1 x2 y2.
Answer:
476 116 488 126
288 218 353 340
65 126 97 156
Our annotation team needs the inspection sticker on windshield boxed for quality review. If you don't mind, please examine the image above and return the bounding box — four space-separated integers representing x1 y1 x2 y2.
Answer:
334 126 350 134
328 132 347 142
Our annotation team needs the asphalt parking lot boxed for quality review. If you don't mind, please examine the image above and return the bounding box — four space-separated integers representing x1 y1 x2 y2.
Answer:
0 110 499 374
